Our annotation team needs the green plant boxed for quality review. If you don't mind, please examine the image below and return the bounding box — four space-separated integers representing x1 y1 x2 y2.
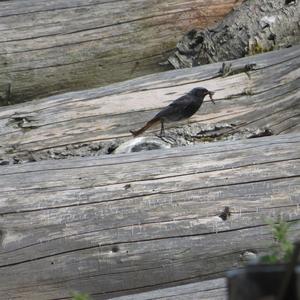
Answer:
260 218 294 264
71 292 91 300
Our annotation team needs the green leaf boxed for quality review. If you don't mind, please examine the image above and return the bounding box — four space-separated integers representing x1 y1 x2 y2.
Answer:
259 254 279 264
71 292 91 300
263 218 296 264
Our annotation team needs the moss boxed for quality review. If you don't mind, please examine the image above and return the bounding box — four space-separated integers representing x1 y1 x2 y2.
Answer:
5 148 15 154
71 292 91 300
248 41 274 55
196 136 216 142
195 135 225 142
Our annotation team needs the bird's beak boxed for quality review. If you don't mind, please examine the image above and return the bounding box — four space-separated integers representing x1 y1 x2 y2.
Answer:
207 91 215 104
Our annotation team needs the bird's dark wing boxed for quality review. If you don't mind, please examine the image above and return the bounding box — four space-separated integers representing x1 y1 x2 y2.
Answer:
155 94 196 121
168 94 194 108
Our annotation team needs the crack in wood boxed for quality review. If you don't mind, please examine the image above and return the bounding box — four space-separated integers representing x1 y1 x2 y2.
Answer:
1 9 193 46
0 172 299 216
1 135 300 174
1 221 291 269
0 0 129 18
3 204 299 256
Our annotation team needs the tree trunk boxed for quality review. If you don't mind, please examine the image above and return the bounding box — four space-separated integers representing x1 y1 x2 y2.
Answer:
0 0 242 105
0 133 299 299
0 45 299 164
168 0 300 68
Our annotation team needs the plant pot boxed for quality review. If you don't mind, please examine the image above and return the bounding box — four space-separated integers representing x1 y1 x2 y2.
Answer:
227 264 300 300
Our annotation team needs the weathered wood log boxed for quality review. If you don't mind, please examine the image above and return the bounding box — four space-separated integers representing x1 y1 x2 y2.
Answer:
168 0 300 68
0 0 243 105
0 133 300 299
0 45 299 164
111 278 226 300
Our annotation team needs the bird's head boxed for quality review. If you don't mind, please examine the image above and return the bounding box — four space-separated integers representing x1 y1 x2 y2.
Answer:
189 87 215 104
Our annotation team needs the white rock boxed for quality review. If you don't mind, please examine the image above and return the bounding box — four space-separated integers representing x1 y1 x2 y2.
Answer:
114 137 171 154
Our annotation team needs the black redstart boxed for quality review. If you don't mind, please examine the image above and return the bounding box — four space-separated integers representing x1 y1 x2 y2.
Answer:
130 87 215 137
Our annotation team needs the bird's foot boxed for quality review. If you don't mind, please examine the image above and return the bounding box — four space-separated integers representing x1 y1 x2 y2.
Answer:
157 134 176 145
156 133 165 139
130 130 139 137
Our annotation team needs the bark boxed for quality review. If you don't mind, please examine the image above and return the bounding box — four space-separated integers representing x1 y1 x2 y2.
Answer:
168 0 300 68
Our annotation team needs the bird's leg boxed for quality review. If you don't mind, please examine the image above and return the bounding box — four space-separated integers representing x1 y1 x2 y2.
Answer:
159 120 165 137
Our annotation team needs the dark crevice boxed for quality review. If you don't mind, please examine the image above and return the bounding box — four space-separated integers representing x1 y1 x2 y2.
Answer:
277 123 300 135
0 29 173 59
269 113 300 129
0 166 299 214
218 101 300 137
0 46 171 74
1 136 299 177
2 203 297 255
0 30 138 55
0 86 296 158
2 220 299 269
0 102 240 139
0 53 297 124
7 272 225 300
0 0 128 18
0 65 298 138
0 9 192 45
2 203 299 256
87 271 225 299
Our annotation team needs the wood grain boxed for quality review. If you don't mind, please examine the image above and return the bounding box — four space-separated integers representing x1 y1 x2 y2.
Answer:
0 45 299 163
111 278 226 299
0 0 242 104
0 133 299 299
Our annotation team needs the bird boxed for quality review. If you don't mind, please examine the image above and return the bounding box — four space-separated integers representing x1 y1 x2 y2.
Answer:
130 87 215 137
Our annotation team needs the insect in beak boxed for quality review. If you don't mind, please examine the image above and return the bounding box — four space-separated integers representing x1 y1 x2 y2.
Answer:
207 91 215 104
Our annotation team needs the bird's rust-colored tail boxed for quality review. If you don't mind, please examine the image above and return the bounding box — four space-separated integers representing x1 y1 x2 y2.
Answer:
130 117 160 137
